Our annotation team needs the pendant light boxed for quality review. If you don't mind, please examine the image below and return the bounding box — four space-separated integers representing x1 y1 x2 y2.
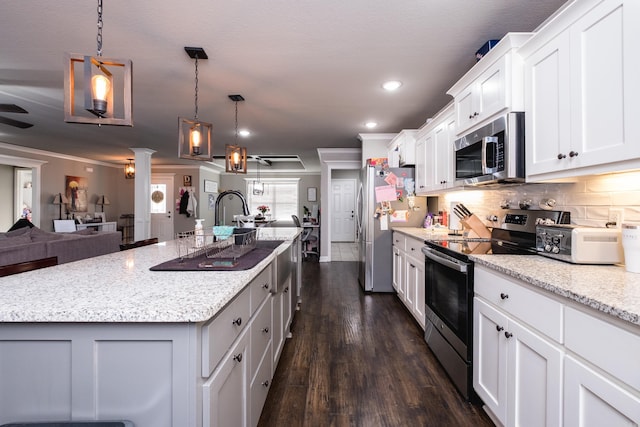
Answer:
253 156 264 195
225 94 248 174
178 47 213 161
64 0 132 126
124 158 135 179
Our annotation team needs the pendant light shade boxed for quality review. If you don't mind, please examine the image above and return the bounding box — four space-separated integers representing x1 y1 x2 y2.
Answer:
225 144 248 174
124 158 135 179
64 0 132 126
253 156 264 195
225 95 248 174
178 47 212 161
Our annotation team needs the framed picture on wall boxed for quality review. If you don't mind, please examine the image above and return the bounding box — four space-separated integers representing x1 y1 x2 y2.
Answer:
204 179 218 193
307 187 317 202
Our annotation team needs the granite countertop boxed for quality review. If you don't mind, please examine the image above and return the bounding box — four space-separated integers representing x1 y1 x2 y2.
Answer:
0 227 301 324
392 226 640 327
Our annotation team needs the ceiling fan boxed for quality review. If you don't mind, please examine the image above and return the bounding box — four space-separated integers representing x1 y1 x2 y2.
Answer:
0 104 34 129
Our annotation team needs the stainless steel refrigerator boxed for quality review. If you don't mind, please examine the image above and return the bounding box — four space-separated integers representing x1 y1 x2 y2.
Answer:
356 163 427 292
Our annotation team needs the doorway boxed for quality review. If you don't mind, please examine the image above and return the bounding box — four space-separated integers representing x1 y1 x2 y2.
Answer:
331 178 356 242
150 174 175 242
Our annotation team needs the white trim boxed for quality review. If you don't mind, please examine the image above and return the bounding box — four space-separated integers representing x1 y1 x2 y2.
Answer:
0 153 47 228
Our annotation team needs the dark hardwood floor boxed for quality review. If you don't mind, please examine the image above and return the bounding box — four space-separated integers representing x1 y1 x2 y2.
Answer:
258 261 494 427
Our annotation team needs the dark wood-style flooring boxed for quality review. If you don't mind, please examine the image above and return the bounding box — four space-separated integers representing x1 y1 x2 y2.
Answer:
258 261 494 427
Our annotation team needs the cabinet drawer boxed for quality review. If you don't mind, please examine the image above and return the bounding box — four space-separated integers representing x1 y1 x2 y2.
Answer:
405 236 424 261
392 232 406 251
250 264 273 314
565 306 640 391
202 286 251 377
250 346 272 427
250 296 273 381
475 267 563 342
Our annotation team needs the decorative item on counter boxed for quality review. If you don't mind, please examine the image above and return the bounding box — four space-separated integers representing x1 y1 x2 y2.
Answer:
423 213 433 229
257 205 270 217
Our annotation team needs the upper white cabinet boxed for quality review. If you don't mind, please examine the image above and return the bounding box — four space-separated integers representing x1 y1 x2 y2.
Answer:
447 33 532 136
388 130 417 167
521 0 640 181
415 102 456 195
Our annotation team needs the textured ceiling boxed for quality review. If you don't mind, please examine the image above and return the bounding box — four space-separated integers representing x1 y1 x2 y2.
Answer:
0 0 567 172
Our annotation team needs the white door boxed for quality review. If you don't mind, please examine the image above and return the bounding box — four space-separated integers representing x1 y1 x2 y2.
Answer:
150 174 174 242
330 179 356 242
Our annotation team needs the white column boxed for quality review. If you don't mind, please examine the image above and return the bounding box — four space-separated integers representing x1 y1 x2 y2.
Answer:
130 148 155 241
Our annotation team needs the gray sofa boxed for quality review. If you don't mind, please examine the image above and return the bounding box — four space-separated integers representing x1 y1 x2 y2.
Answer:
0 226 121 267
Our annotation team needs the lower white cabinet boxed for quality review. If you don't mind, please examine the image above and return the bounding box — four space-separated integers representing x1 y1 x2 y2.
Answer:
204 328 250 427
564 355 640 426
474 265 640 427
392 232 426 328
474 297 562 427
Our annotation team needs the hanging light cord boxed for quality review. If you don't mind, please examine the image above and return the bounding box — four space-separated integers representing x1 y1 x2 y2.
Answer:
234 101 239 142
96 0 103 57
194 55 199 121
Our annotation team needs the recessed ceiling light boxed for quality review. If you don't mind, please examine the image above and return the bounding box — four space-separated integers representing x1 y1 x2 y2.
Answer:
382 80 402 91
239 129 251 137
365 121 377 129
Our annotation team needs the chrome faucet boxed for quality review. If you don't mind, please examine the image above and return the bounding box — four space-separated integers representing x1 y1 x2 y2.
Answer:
214 190 251 225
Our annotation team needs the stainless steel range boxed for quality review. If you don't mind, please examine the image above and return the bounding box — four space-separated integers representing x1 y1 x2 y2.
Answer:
422 209 570 401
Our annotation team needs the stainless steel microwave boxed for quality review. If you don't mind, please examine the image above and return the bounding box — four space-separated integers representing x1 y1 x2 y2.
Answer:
454 112 525 186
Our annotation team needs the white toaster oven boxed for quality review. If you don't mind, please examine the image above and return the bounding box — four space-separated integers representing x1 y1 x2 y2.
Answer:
536 224 623 264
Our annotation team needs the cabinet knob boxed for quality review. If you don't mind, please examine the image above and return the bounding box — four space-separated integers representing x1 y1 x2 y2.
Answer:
233 353 243 363
569 150 579 158
500 293 509 300
284 287 289 293
496 325 504 332
557 153 566 159
232 317 242 327
262 283 270 290
262 380 270 388
504 332 513 339
262 327 270 334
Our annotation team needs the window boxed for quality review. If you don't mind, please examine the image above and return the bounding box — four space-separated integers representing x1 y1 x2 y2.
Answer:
246 178 299 221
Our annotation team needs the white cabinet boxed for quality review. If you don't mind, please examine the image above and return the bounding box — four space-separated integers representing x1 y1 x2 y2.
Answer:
447 33 532 136
388 130 417 167
392 232 426 328
474 265 640 427
474 267 564 427
415 102 456 195
522 0 640 181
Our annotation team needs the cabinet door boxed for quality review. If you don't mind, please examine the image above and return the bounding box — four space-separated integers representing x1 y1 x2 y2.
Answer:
404 256 416 309
282 281 292 338
524 30 572 177
474 297 509 425
433 120 452 191
564 355 640 427
408 255 426 329
392 246 403 293
271 291 284 368
569 0 640 169
476 55 509 122
506 318 563 427
414 138 427 195
203 329 249 427
455 83 476 133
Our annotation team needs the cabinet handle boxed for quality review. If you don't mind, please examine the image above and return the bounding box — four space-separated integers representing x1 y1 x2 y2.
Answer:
233 353 243 363
409 264 415 269
500 293 509 300
262 327 270 334
262 283 270 290
569 150 579 157
262 380 270 388
496 325 504 332
557 153 566 159
232 317 242 326
504 331 513 339
410 247 415 251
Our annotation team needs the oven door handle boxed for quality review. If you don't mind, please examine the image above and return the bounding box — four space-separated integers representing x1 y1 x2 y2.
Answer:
422 247 468 272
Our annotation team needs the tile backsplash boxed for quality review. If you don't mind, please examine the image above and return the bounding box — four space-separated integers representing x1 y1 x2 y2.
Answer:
440 170 640 227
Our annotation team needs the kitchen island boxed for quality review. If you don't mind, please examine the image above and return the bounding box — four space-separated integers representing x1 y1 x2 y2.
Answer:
0 227 302 427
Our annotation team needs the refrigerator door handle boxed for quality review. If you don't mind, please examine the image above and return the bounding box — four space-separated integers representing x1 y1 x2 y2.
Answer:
355 184 363 239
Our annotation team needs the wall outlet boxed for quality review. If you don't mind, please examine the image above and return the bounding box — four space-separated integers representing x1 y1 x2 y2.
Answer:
608 208 624 228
